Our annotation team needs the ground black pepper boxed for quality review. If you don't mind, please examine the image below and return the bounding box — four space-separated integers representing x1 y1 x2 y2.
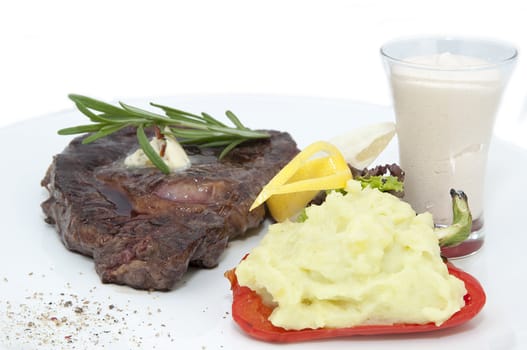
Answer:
1 283 176 349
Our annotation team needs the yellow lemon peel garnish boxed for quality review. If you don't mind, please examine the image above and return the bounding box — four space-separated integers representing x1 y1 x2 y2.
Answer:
250 141 352 222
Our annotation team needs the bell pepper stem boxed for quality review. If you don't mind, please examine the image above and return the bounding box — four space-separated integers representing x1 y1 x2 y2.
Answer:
435 189 473 247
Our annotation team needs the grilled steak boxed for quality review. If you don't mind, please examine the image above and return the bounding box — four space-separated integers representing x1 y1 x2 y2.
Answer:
41 127 298 290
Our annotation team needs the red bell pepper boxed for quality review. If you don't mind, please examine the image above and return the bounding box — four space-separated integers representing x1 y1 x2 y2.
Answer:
225 262 486 343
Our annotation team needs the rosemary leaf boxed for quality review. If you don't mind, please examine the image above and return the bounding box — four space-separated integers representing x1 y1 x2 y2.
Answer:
168 128 224 139
96 113 149 124
225 110 248 130
201 112 228 127
197 140 237 148
58 124 104 135
119 102 173 124
82 124 128 144
69 94 125 115
162 112 208 125
204 124 269 139
75 102 104 122
150 103 202 120
175 134 238 145
219 139 245 159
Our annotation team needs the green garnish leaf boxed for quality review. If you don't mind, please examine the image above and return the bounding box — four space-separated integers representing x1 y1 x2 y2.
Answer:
201 112 227 127
59 95 271 173
149 103 202 120
219 139 245 159
296 209 308 223
82 124 129 144
356 175 404 193
69 94 124 115
58 124 105 135
75 102 103 122
225 110 248 130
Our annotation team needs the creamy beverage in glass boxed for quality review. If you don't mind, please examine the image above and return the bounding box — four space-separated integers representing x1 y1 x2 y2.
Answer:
381 38 517 258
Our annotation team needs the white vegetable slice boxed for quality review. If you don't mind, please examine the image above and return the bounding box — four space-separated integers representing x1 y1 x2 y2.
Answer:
329 121 396 169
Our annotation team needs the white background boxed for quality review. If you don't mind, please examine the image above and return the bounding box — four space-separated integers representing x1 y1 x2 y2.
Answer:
1 0 526 146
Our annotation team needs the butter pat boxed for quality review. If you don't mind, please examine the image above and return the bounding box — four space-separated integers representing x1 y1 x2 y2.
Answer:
235 180 466 330
124 132 191 172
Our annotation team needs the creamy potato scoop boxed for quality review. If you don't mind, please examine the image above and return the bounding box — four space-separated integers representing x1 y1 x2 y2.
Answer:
235 180 466 330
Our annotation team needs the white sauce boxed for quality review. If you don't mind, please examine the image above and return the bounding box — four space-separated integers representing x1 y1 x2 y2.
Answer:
390 53 505 224
124 133 191 172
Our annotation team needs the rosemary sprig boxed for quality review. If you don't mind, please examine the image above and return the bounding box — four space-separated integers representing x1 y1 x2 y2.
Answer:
58 94 270 174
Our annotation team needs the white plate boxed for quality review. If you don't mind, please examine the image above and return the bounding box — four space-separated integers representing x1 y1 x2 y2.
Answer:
0 95 525 350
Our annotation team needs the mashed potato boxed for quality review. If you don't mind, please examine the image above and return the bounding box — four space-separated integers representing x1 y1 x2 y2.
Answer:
235 180 466 330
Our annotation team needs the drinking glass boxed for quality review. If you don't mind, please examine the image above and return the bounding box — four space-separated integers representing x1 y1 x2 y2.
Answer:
381 37 517 258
